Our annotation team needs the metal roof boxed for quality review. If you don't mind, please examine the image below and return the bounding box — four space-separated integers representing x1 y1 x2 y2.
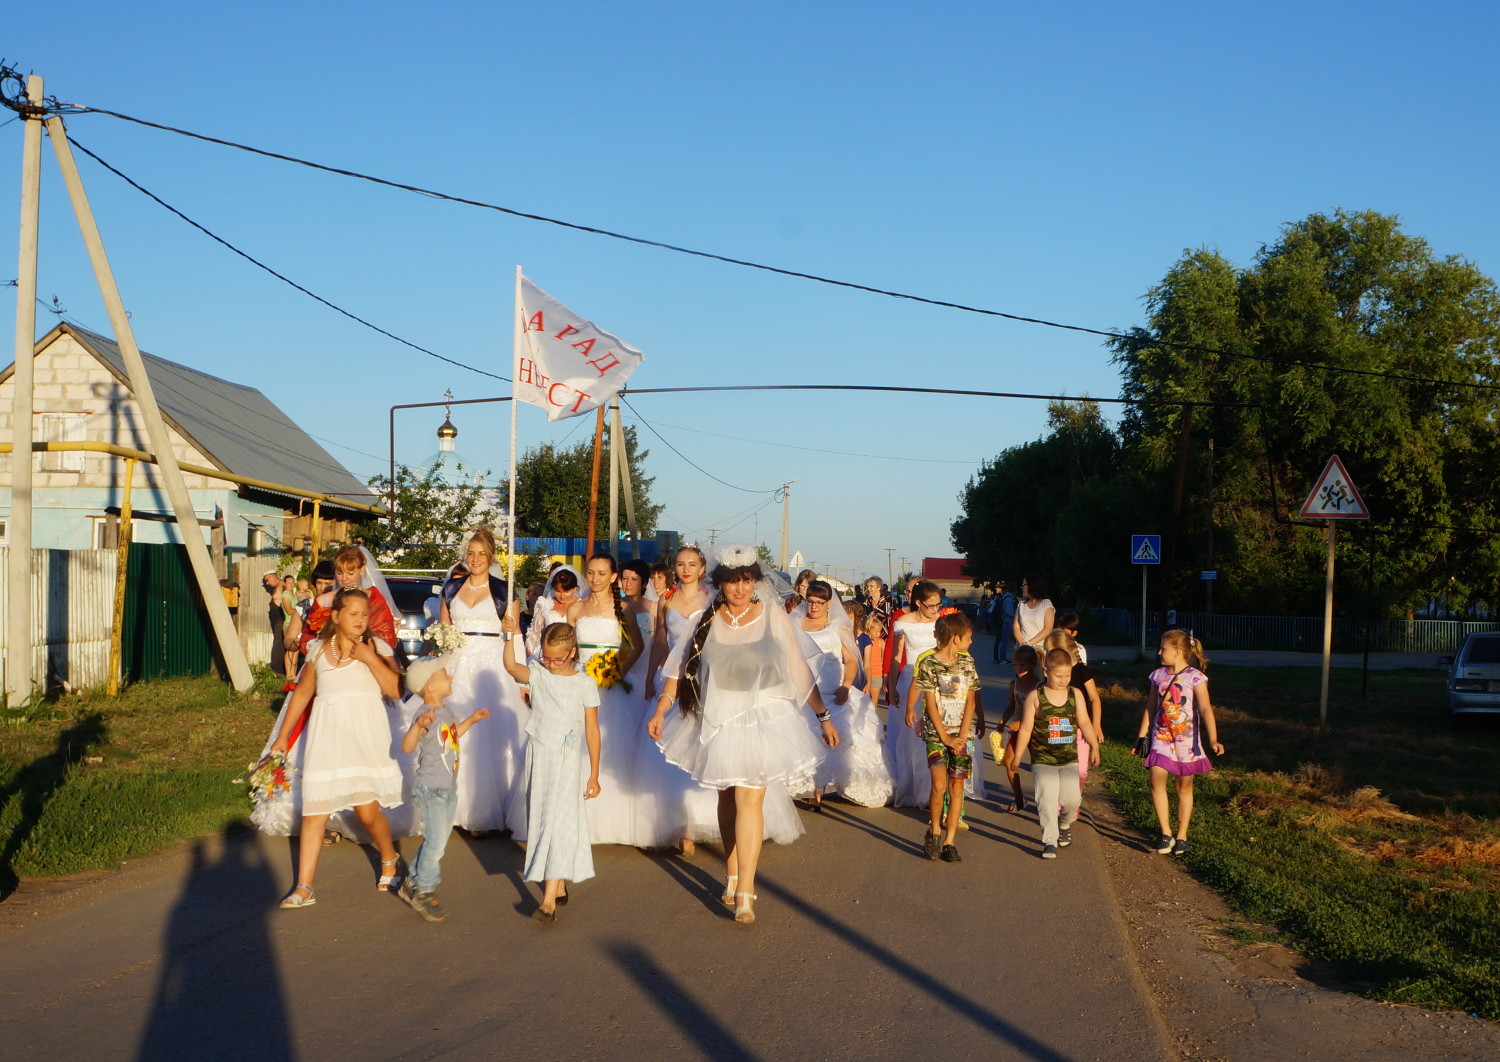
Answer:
31 324 377 512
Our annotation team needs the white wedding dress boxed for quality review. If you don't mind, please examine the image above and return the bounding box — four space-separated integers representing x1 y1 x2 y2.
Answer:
886 617 937 807
798 625 893 807
447 594 530 835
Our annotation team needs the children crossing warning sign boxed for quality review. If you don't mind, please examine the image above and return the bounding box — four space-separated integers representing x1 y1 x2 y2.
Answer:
1299 455 1370 519
1131 534 1161 564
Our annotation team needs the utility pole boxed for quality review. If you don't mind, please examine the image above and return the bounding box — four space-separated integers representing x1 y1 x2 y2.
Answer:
6 74 42 701
885 547 894 589
707 528 720 556
778 481 797 572
1206 437 1215 636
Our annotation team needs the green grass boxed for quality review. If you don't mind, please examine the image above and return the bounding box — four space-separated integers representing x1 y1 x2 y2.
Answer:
1093 661 1500 1018
0 670 283 888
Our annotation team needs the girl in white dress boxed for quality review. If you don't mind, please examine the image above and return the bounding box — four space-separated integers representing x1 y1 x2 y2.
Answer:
267 588 404 908
886 582 944 807
501 620 601 921
794 581 894 808
648 547 838 925
568 553 648 846
437 528 530 836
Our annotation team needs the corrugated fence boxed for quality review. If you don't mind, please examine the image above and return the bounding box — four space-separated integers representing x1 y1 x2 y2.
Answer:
0 547 118 692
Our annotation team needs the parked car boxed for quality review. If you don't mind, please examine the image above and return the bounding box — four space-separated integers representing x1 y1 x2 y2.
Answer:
1441 632 1500 721
385 576 444 658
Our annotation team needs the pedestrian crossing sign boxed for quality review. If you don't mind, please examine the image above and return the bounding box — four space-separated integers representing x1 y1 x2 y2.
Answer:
1131 534 1161 564
1299 455 1370 519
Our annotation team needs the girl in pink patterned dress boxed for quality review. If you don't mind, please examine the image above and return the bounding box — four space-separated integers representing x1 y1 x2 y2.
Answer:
1133 629 1224 857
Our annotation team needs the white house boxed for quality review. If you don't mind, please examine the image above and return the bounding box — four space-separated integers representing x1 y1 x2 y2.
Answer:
0 322 379 565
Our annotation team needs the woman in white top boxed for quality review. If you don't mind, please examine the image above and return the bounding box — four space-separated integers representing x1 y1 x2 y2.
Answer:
1012 572 1055 650
885 581 945 807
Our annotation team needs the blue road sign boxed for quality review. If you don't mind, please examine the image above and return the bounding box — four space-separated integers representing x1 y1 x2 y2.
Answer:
1131 535 1161 565
1201 570 1218 580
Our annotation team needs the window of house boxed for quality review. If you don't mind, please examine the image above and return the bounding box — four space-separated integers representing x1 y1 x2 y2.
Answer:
0 518 8 545
39 413 88 472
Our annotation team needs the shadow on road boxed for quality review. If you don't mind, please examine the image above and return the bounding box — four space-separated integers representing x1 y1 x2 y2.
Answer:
605 941 760 1062
135 827 294 1061
755 872 1073 1060
460 832 530 911
0 711 106 900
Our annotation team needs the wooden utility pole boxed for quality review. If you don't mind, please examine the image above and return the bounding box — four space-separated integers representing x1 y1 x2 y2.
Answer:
6 75 43 701
610 398 639 560
46 110 253 690
779 481 792 571
584 404 606 556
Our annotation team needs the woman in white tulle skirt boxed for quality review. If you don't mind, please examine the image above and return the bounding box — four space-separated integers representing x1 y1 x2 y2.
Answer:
792 581 894 809
648 548 838 925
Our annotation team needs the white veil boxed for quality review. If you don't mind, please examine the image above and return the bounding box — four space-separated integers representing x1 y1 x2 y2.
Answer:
358 545 395 621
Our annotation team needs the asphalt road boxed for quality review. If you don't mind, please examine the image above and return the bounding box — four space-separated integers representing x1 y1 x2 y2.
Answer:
2 659 1174 1062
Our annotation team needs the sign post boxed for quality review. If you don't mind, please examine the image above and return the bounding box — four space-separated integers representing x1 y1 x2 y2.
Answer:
1131 534 1161 657
1299 455 1370 731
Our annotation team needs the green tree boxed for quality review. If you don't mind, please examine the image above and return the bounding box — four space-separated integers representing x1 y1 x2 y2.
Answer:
504 426 663 541
1111 209 1500 614
950 400 1143 603
359 460 506 569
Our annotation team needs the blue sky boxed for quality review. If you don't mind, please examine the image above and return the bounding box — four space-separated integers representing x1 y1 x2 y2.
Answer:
4 2 1497 582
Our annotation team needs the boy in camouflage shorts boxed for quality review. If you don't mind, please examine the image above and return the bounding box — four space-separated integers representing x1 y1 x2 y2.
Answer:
915 612 980 863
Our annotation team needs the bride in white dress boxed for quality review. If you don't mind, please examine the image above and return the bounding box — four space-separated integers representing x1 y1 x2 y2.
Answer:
648 546 838 925
567 553 649 846
437 528 530 835
792 581 894 808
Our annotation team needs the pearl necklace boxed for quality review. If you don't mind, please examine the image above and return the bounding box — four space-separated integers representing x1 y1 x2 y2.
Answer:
724 603 757 628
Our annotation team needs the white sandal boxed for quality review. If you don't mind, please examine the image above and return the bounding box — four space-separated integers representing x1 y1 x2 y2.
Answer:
279 883 316 909
734 891 757 924
377 857 402 892
720 875 738 907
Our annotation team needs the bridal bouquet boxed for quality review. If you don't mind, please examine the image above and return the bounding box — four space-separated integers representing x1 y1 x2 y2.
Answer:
584 649 632 693
239 750 294 804
426 622 468 654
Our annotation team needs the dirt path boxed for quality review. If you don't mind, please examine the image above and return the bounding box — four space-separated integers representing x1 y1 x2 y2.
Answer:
1091 792 1500 1060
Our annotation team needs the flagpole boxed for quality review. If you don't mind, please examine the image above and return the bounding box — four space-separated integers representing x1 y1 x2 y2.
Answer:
507 265 521 611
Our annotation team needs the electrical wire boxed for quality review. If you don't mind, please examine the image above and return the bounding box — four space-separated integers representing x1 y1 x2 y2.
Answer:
66 135 509 383
53 102 1500 396
620 395 777 493
640 415 979 464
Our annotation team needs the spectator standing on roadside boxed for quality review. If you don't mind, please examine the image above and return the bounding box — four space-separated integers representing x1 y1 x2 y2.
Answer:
993 580 1018 665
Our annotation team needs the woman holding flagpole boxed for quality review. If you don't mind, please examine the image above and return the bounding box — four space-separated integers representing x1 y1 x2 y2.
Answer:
438 527 530 836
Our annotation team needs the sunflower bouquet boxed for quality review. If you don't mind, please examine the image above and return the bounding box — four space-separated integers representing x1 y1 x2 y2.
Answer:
239 750 294 804
584 649 632 693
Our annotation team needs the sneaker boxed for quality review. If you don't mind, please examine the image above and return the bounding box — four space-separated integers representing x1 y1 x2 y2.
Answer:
1172 838 1189 857
1058 827 1073 848
1041 844 1058 859
940 844 962 863
924 829 941 861
1154 834 1173 855
399 881 447 922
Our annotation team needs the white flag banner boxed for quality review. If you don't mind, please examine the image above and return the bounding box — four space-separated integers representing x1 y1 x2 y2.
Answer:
515 277 646 421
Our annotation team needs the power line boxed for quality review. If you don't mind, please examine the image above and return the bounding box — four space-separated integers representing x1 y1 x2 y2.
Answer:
620 395 778 494
48 102 1500 396
66 134 509 383
643 416 979 464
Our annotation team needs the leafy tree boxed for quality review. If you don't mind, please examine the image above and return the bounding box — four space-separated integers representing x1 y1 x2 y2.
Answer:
951 400 1142 603
358 460 506 569
1110 210 1500 615
504 426 663 540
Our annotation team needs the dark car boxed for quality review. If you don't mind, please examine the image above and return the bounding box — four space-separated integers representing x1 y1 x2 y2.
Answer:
1442 631 1500 721
386 576 444 658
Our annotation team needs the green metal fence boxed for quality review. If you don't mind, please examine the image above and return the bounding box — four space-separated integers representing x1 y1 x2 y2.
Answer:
122 543 216 682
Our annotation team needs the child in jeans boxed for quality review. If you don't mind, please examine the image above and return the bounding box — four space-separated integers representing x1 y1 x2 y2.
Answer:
397 656 490 921
1016 648 1100 859
914 612 980 863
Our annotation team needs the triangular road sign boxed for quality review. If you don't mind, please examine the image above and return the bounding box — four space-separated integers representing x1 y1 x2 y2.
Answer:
1131 535 1161 563
1299 455 1369 519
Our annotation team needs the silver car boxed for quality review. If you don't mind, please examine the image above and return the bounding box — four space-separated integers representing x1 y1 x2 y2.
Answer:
1443 632 1500 720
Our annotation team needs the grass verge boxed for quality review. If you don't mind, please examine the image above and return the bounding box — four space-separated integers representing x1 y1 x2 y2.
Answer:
0 671 283 891
1091 661 1500 1018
